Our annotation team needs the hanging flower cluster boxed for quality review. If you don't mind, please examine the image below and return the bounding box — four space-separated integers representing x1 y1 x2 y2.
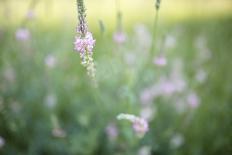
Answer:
117 113 149 138
74 0 96 79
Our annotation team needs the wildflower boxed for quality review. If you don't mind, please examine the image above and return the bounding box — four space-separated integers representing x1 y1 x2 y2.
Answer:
45 54 57 68
0 136 5 149
117 113 149 137
153 55 167 66
105 123 118 141
113 31 127 44
26 10 35 20
15 28 30 41
74 32 95 53
74 0 96 79
187 92 200 108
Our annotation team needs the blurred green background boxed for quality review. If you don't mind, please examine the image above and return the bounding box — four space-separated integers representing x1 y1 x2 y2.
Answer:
0 0 232 155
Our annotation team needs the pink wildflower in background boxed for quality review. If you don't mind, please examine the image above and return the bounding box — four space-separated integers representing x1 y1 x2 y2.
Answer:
74 32 95 53
105 123 118 141
113 31 127 44
117 113 149 138
187 92 200 108
74 0 96 80
15 28 30 41
45 54 57 68
153 55 167 66
26 10 36 20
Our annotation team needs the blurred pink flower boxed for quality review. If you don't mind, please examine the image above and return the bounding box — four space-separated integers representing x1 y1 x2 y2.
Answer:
0 136 5 149
117 113 149 137
26 10 36 20
153 55 167 66
113 31 127 44
74 32 95 53
15 28 30 41
105 123 118 141
45 54 57 68
160 81 176 95
132 117 149 138
140 89 153 105
187 93 200 108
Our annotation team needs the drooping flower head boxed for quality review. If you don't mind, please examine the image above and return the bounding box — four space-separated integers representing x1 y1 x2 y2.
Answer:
117 113 149 138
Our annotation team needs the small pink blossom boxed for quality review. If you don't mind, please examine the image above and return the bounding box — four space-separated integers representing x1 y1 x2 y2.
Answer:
74 32 96 53
117 113 149 137
113 31 127 44
153 55 167 66
105 123 118 141
140 89 153 105
187 93 200 108
15 28 30 41
132 117 149 137
45 54 57 68
26 10 36 20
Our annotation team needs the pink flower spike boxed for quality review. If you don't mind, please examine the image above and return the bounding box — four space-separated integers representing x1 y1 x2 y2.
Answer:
74 32 96 53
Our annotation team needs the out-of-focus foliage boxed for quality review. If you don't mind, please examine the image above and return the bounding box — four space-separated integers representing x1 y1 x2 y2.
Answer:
0 0 231 155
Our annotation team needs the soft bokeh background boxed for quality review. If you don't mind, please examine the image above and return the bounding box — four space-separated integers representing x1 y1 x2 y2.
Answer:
0 0 232 155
